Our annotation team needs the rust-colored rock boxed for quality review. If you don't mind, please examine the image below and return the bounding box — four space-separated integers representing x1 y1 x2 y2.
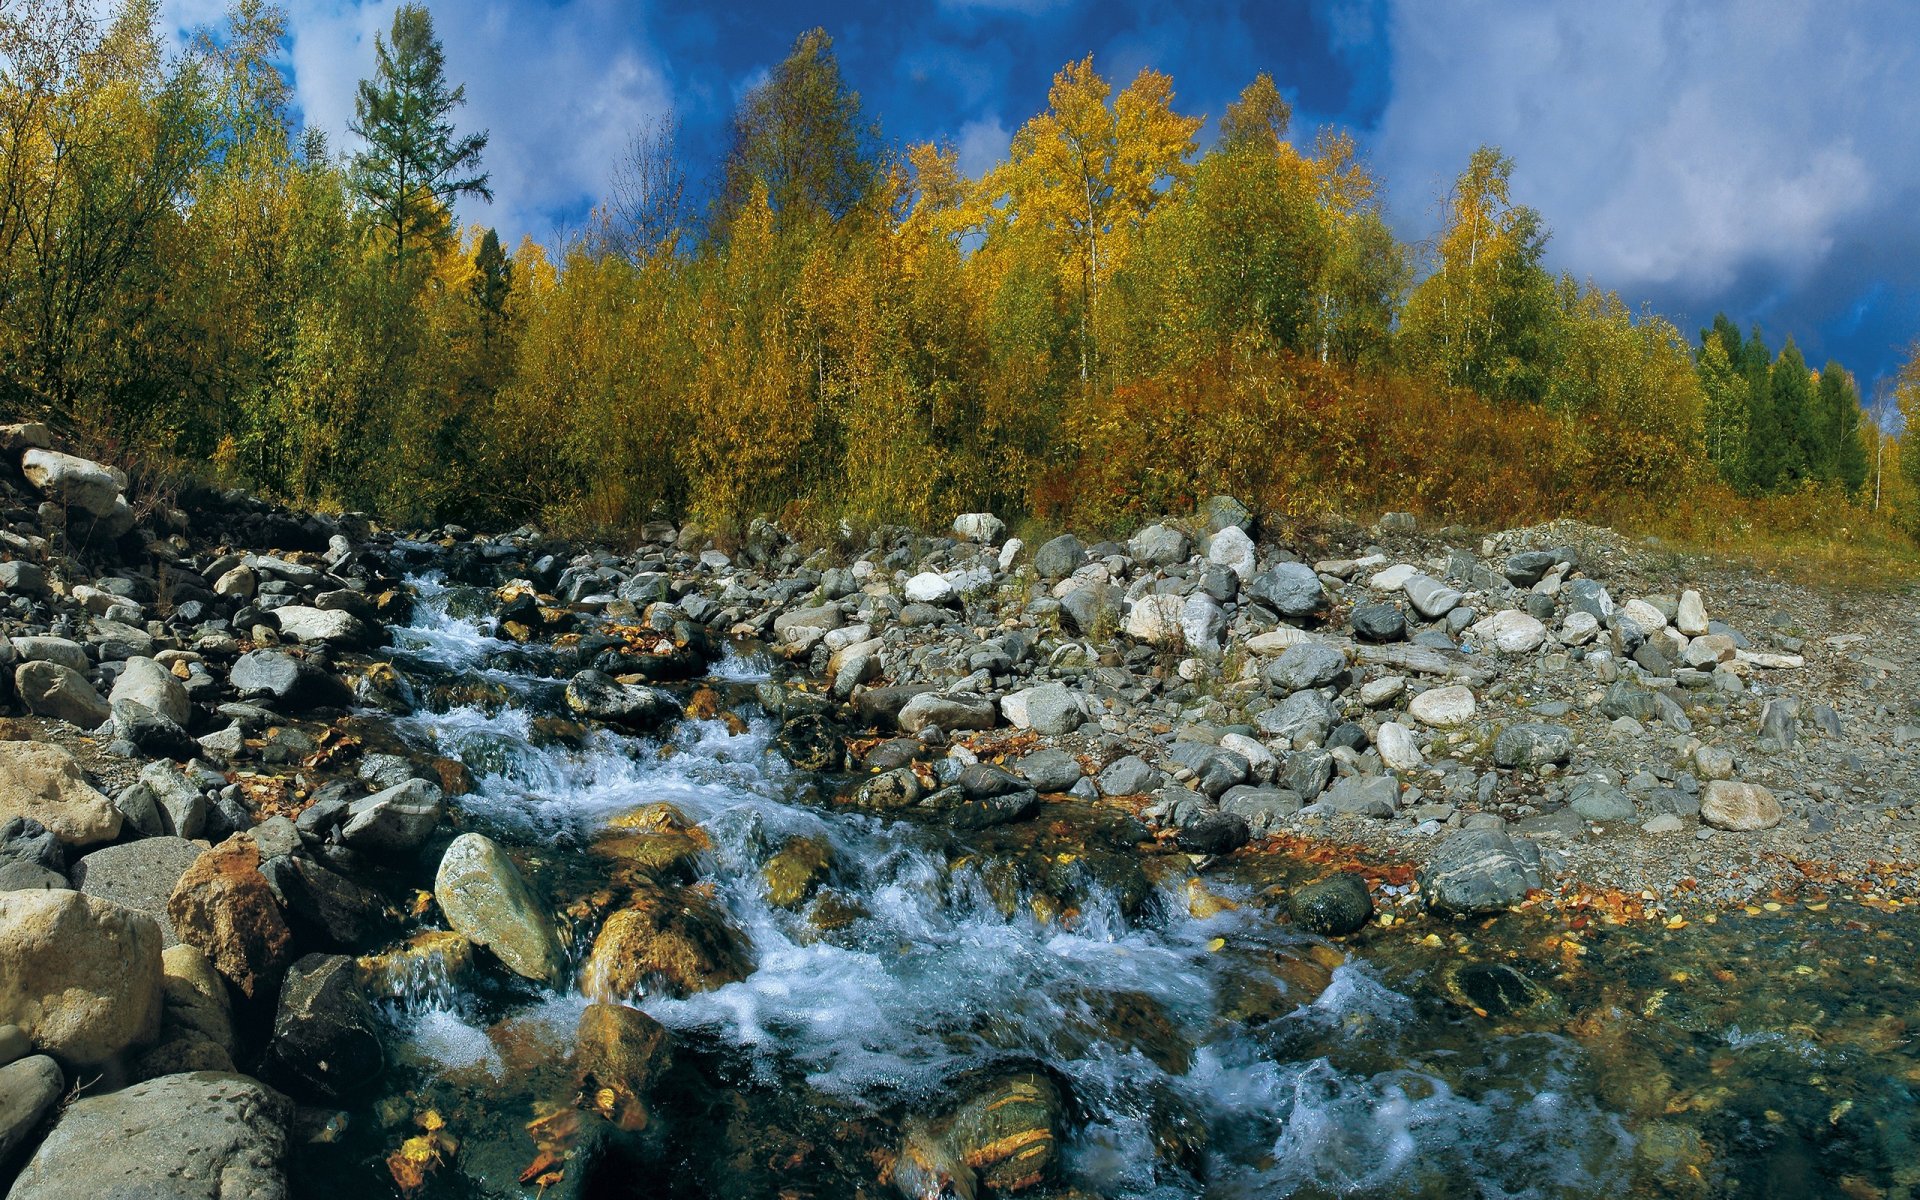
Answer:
574 1002 672 1130
166 837 294 999
582 885 748 1001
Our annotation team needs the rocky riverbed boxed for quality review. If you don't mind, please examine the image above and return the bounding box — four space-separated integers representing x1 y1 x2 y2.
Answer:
1 422 1917 1198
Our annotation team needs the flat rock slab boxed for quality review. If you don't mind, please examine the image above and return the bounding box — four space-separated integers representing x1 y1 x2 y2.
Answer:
74 836 206 947
7 1070 291 1200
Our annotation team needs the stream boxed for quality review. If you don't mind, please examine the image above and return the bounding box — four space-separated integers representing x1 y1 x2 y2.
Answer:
294 575 1920 1199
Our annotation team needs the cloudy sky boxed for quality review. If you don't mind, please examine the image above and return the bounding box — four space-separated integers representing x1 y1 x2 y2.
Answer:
158 0 1920 392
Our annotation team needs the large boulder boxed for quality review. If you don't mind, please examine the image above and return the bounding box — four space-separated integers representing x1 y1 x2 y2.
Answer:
6 1071 291 1200
13 661 109 728
133 944 237 1079
19 449 122 519
1469 610 1548 654
1246 562 1327 619
107 656 190 727
0 742 121 848
262 954 384 1100
73 836 206 946
166 839 294 1000
434 833 565 986
1033 534 1087 581
896 1072 1062 1200
0 889 163 1065
1417 828 1538 916
1289 872 1374 937
951 513 1005 544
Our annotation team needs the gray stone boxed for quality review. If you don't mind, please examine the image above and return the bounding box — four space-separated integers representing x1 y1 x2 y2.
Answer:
1567 778 1637 821
897 692 997 736
1403 575 1464 620
1023 684 1086 736
1015 748 1083 794
339 779 445 855
1567 579 1614 620
0 1054 64 1169
1502 551 1558 587
1179 591 1227 651
1218 786 1301 837
1351 602 1406 642
73 837 206 947
564 670 678 728
1492 723 1574 769
1418 828 1538 916
229 650 350 709
1096 755 1162 797
108 656 189 727
8 1071 290 1200
1058 582 1120 636
1128 523 1191 567
1034 534 1088 581
1317 774 1398 817
1247 562 1327 619
0 561 48 598
434 833 565 986
1174 811 1249 855
1169 743 1251 798
1761 697 1800 748
1256 691 1337 745
138 761 208 840
1263 644 1346 693
952 513 1006 544
263 955 384 1101
1283 749 1334 800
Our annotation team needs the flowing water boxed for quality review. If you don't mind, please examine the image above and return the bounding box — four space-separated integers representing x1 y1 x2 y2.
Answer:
297 579 1920 1199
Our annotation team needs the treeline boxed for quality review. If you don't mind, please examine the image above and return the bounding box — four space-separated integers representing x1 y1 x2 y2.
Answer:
1 1 1912 543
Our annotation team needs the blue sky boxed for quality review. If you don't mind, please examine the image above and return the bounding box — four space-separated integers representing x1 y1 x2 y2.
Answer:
161 0 1920 398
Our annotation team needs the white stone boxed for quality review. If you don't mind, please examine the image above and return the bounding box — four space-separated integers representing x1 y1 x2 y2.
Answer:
1403 575 1464 620
1219 732 1276 780
952 513 1005 544
1468 610 1547 654
1244 626 1320 654
1376 721 1424 770
1368 563 1419 591
904 572 955 604
1179 592 1226 651
821 623 873 653
1735 649 1805 669
1409 685 1476 728
1360 676 1407 707
1123 594 1186 645
1676 589 1708 636
270 605 368 645
1621 599 1668 637
19 449 123 518
998 539 1023 573
1559 610 1601 646
1205 525 1256 581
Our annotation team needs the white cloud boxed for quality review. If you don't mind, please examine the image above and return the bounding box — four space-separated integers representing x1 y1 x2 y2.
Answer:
955 114 1011 178
1369 0 1920 307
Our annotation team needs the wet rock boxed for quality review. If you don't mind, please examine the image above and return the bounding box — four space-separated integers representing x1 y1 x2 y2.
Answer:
1246 562 1327 619
7 1071 292 1200
1263 644 1346 693
574 1002 672 1128
1289 872 1373 936
1493 722 1574 769
167 838 294 1000
897 692 997 736
0 888 163 1065
1443 960 1556 1018
1418 828 1538 916
72 836 204 946
434 833 565 986
1409 684 1476 728
583 887 750 1000
262 953 384 1100
849 768 924 812
895 1071 1062 1199
762 837 832 908
12 661 109 728
0 743 120 849
565 669 679 729
338 778 445 855
0 1053 62 1168
1173 811 1249 856
1699 781 1782 831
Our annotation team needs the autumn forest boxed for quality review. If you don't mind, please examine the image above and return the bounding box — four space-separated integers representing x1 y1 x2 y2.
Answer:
4 0 1918 550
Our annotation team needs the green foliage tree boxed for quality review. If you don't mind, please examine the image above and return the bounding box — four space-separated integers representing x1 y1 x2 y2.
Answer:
1815 361 1869 493
348 2 490 267
717 28 879 234
1696 317 1749 482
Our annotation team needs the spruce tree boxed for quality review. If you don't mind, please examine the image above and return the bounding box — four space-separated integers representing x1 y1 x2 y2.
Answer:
1767 339 1815 487
1817 362 1869 493
348 3 491 267
1739 324 1778 491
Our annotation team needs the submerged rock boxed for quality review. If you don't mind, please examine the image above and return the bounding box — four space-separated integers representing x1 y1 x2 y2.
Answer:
1288 872 1374 937
895 1071 1063 1199
583 886 750 1000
